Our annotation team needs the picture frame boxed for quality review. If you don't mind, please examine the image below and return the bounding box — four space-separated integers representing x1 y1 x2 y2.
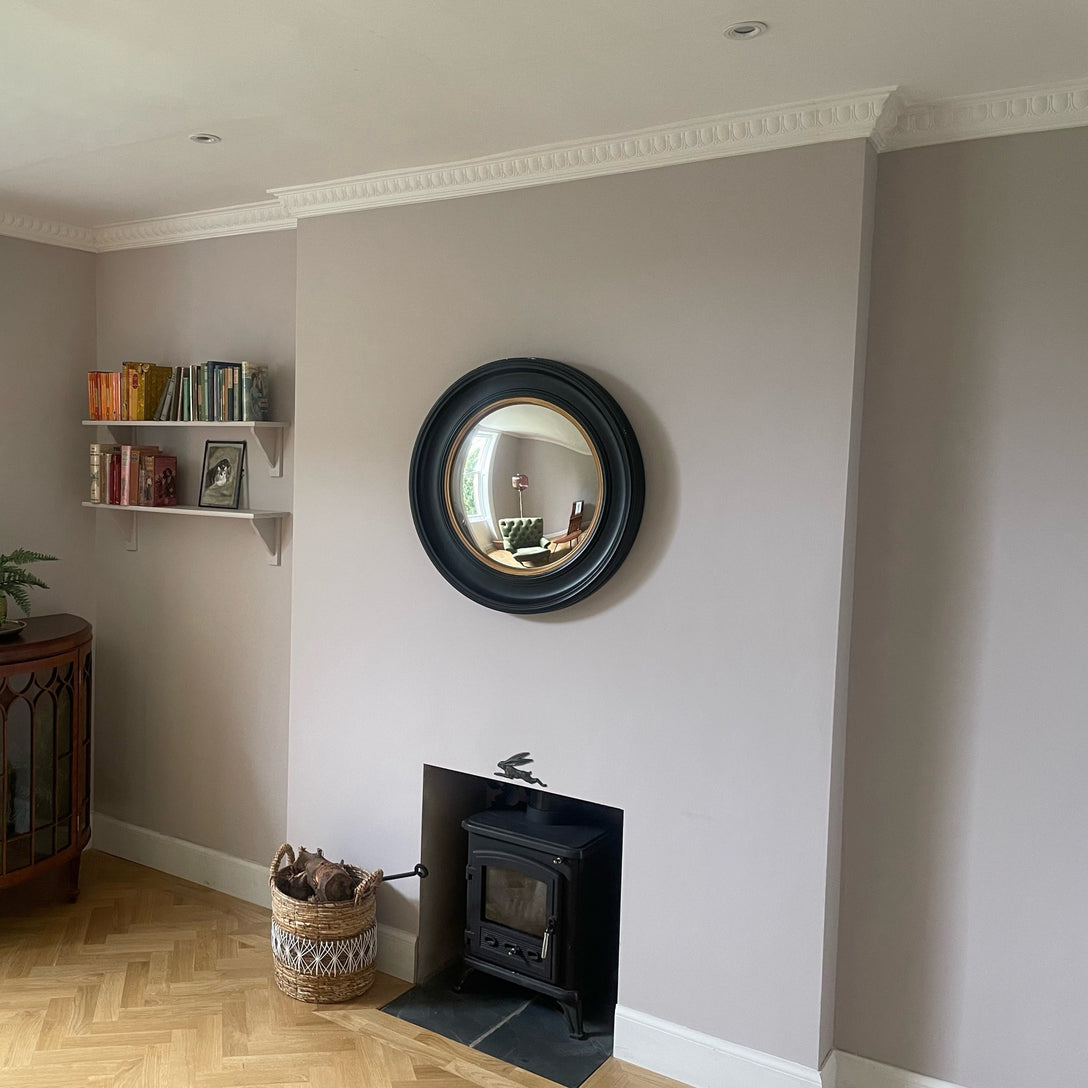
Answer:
198 440 245 509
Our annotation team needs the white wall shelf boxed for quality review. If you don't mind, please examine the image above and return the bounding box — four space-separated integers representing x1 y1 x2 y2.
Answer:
82 503 289 565
83 420 287 477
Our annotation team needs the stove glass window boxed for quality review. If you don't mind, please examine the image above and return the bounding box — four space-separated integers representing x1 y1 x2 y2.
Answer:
484 866 547 936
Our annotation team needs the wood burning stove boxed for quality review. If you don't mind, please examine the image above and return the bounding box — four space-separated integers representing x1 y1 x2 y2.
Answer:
458 800 619 1039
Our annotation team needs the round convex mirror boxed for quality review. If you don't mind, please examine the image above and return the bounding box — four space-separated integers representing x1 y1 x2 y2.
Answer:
410 358 644 613
447 399 601 574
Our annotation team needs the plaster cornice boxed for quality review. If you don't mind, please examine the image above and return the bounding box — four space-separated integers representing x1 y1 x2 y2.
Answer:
93 200 295 253
3 78 1087 252
882 79 1088 151
0 210 96 252
270 88 896 218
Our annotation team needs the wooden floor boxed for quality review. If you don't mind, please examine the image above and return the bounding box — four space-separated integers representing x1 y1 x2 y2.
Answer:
0 851 687 1088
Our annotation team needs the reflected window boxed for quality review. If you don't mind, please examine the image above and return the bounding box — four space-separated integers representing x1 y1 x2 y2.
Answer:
461 429 497 527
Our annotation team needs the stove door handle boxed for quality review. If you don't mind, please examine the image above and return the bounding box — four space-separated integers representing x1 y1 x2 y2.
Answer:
541 916 556 961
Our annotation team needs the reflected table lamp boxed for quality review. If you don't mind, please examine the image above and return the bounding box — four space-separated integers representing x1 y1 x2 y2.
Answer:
511 473 529 517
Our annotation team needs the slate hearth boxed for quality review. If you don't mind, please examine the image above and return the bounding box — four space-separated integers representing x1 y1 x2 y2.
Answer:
381 964 614 1088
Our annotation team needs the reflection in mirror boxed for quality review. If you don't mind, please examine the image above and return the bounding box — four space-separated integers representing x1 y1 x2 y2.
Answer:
447 400 601 573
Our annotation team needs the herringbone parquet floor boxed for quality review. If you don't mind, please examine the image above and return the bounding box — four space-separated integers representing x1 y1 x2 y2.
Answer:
0 852 687 1088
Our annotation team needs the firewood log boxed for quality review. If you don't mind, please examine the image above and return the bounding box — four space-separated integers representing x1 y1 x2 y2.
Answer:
311 860 355 902
296 846 356 902
275 869 313 900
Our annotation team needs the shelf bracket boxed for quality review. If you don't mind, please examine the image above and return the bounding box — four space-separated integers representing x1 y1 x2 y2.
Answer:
250 519 282 566
125 512 138 552
253 427 283 477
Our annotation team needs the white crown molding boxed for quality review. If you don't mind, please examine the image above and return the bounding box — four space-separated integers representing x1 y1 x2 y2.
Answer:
93 200 296 252
883 78 1088 151
0 210 96 251
270 88 897 218
5 77 1088 251
0 201 295 253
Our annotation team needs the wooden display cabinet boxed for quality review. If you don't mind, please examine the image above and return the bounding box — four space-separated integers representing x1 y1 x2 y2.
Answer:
0 614 92 899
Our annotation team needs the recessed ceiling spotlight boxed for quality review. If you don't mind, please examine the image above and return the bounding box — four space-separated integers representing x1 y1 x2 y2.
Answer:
188 133 222 144
724 21 768 40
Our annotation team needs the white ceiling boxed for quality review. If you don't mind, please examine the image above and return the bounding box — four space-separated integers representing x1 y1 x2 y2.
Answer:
2 0 1086 228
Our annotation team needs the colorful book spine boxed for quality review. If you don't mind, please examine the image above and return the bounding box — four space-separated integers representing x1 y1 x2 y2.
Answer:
89 443 119 503
154 369 177 419
89 444 100 501
149 455 178 507
240 363 270 421
120 444 159 506
107 452 122 505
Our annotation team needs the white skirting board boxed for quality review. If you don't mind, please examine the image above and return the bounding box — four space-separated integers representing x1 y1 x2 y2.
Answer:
90 813 418 982
613 1006 823 1088
612 1009 967 1088
834 1052 966 1088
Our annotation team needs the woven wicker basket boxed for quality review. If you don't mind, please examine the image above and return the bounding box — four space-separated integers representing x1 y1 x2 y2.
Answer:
269 844 384 1003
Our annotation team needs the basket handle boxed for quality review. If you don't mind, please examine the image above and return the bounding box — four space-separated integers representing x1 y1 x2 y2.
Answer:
354 868 384 903
269 843 296 887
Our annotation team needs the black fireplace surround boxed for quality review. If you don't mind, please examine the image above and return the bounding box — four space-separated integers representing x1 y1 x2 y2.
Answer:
457 800 620 1039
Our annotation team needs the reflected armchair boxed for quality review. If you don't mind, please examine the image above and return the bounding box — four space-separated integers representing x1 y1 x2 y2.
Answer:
498 517 551 566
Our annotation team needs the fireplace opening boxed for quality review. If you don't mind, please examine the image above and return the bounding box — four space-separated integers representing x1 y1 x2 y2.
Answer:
383 765 623 1087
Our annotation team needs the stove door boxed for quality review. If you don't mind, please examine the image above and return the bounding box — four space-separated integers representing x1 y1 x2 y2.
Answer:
467 848 560 982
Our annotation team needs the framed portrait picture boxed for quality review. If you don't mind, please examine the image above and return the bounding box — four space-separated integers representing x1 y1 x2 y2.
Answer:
198 440 245 509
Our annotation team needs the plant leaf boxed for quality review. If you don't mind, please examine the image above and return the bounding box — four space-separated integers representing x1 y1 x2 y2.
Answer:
5 585 31 615
1 549 57 566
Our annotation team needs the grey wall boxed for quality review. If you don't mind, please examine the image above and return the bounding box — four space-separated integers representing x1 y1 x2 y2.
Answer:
288 142 873 1068
836 128 1088 1087
92 231 296 864
819 141 878 1062
0 236 97 619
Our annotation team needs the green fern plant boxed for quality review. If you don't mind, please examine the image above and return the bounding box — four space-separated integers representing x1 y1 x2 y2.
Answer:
0 549 58 621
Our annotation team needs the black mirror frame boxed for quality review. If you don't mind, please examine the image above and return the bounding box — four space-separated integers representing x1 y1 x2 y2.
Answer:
410 358 644 614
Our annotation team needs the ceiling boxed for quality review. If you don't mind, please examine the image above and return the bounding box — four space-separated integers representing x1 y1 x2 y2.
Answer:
2 0 1086 229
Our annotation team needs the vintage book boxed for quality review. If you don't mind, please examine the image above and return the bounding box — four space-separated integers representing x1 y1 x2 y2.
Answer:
134 363 150 419
138 454 151 506
121 362 171 420
240 363 270 421
123 361 142 420
106 371 122 420
122 361 152 420
87 371 122 420
138 450 176 504
87 373 100 420
119 444 159 506
143 364 171 420
107 451 122 505
89 442 120 503
206 361 253 421
146 454 178 507
153 369 176 419
120 362 133 420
